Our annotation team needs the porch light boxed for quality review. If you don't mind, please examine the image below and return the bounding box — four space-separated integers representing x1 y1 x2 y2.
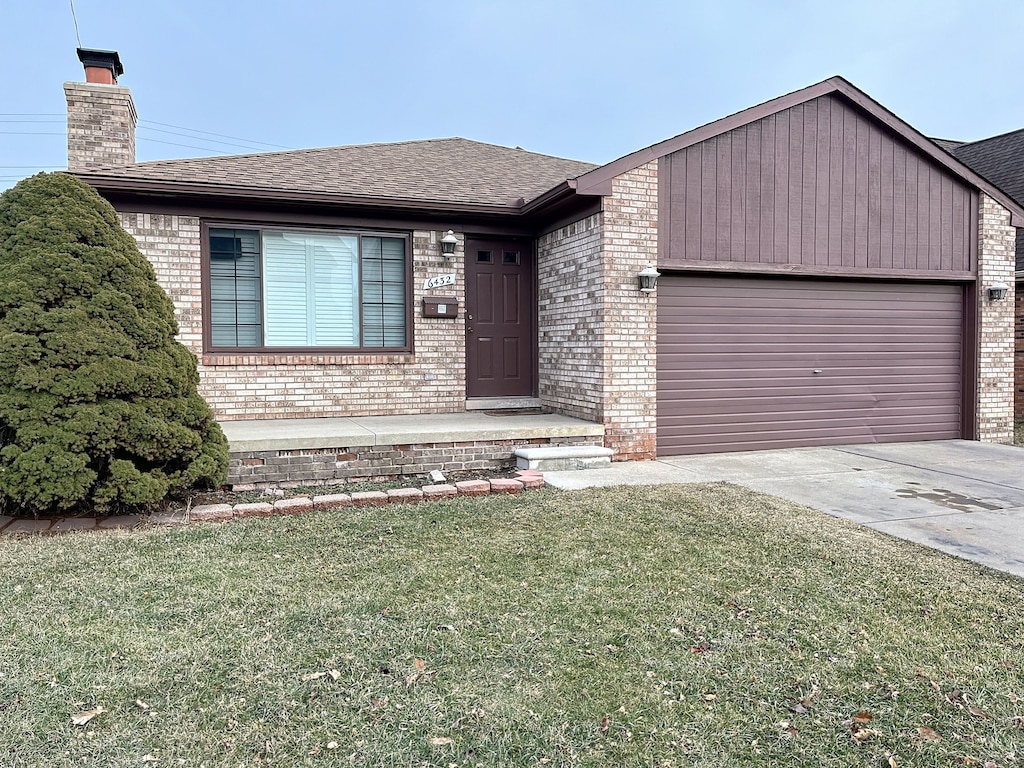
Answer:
440 230 458 259
638 264 661 293
987 282 1010 301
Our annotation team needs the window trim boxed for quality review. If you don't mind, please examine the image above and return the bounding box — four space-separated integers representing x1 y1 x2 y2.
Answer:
201 220 414 355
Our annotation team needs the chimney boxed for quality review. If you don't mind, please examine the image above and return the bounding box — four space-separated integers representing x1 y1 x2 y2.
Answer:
64 48 137 171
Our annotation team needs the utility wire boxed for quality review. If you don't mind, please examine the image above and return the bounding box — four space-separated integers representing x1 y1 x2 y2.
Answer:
139 119 291 149
138 125 276 152
69 0 82 47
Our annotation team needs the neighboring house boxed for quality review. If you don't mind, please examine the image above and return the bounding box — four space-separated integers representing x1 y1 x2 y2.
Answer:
64 49 1020 484
941 131 1024 420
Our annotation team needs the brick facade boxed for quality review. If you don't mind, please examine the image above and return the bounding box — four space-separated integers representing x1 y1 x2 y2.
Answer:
1016 276 1024 421
600 162 659 459
228 435 592 488
537 213 604 421
64 82 136 171
976 194 1016 442
119 213 467 420
537 162 659 460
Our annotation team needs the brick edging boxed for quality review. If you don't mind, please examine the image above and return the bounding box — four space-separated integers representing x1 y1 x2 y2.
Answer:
187 472 546 524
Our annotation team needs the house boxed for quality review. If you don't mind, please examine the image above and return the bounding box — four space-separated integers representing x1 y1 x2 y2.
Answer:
937 131 1024 420
64 49 1020 487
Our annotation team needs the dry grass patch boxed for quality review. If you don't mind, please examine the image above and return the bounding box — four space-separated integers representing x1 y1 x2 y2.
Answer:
2 484 1022 767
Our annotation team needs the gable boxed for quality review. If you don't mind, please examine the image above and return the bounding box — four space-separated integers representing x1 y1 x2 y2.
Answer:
658 93 978 276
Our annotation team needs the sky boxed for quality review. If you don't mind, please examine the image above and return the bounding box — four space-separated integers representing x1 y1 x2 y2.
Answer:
2 0 1024 193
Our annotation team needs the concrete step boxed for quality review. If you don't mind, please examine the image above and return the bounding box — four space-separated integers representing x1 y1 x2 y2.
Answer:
514 445 613 471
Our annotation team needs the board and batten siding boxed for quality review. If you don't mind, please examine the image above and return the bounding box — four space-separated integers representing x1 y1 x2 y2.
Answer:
658 94 978 276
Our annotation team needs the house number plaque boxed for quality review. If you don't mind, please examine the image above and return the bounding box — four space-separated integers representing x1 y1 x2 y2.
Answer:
423 273 456 289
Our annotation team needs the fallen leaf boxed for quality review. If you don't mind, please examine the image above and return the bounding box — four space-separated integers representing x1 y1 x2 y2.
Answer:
328 669 341 681
884 752 899 768
916 725 942 742
141 756 158 764
326 742 339 749
851 727 881 744
689 640 710 654
968 706 992 719
71 705 106 726
600 716 610 734
778 720 797 737
704 694 717 701
788 702 809 715
852 710 872 724
134 699 151 711
428 737 454 747
301 671 328 681
413 658 427 671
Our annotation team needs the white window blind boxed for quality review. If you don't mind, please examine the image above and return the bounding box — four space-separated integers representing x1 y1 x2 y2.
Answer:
262 232 359 346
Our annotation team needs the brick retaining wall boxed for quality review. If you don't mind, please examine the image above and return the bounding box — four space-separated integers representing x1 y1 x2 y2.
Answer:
228 435 595 488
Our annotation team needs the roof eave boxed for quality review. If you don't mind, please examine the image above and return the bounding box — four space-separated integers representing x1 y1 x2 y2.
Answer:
72 173 527 217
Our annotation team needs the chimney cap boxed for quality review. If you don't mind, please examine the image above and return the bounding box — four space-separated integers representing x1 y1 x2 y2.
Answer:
76 48 124 79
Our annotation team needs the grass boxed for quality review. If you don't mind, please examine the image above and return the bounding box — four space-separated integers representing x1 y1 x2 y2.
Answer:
2 484 1023 767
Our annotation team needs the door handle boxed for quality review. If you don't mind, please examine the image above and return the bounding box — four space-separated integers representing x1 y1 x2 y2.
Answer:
812 369 823 374
467 327 474 334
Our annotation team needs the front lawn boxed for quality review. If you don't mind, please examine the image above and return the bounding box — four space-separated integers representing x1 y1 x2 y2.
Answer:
3 484 1022 767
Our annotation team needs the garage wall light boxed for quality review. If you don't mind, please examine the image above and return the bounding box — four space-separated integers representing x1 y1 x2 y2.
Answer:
440 230 458 259
638 264 661 294
987 282 1010 301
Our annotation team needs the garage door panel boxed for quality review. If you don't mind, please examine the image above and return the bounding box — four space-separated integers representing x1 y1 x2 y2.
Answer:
657 276 964 455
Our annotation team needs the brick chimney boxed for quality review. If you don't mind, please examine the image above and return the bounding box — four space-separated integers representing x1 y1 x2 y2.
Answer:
64 48 137 171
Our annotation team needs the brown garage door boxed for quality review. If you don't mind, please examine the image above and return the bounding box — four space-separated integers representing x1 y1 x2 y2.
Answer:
657 275 965 455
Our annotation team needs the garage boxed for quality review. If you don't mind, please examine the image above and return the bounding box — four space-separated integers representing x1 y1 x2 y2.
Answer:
657 275 966 455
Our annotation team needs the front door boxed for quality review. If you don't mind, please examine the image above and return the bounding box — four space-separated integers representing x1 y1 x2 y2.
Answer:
465 238 535 398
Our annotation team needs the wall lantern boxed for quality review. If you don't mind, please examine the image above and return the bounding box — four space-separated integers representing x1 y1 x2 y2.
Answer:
440 230 458 259
638 264 661 293
987 282 1010 301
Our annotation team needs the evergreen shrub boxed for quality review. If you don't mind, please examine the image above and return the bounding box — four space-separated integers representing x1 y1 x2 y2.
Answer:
0 173 228 514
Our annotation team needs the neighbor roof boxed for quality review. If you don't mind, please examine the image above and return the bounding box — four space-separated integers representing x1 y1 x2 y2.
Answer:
952 128 1024 208
75 137 597 209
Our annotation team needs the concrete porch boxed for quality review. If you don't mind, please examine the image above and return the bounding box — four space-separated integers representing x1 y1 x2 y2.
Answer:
219 412 604 489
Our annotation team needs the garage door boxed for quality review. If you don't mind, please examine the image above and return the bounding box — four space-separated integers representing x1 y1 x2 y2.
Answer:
657 275 965 455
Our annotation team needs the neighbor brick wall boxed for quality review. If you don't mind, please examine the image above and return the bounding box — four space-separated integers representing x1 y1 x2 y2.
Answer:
1015 277 1023 421
976 194 1016 442
537 213 604 421
64 82 136 171
118 214 467 420
600 162 659 460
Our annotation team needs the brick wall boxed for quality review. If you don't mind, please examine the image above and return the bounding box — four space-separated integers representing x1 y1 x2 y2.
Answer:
119 214 467 420
537 213 604 421
600 162 659 460
228 435 593 488
1016 276 1024 421
536 163 659 460
976 194 1016 442
64 82 136 171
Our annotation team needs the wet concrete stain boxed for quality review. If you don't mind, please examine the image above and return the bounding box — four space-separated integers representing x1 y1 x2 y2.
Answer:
894 481 1003 512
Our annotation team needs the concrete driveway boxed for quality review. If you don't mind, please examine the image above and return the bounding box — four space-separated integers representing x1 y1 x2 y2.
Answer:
543 440 1024 577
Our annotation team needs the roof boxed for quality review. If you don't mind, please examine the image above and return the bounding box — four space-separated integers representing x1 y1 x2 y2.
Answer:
75 138 597 209
951 128 1024 208
931 137 965 153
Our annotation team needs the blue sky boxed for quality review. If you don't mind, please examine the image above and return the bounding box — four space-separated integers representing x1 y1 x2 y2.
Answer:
2 0 1023 192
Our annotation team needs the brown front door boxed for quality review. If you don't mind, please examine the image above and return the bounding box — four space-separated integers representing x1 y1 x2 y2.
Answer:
465 238 535 398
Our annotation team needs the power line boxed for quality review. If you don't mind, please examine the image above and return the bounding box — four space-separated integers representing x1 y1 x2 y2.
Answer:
69 0 82 48
0 131 65 136
136 137 230 154
139 119 291 149
138 126 274 152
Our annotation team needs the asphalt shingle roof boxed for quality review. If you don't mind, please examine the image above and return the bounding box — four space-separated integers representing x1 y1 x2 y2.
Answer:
952 128 1024 208
76 138 598 208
